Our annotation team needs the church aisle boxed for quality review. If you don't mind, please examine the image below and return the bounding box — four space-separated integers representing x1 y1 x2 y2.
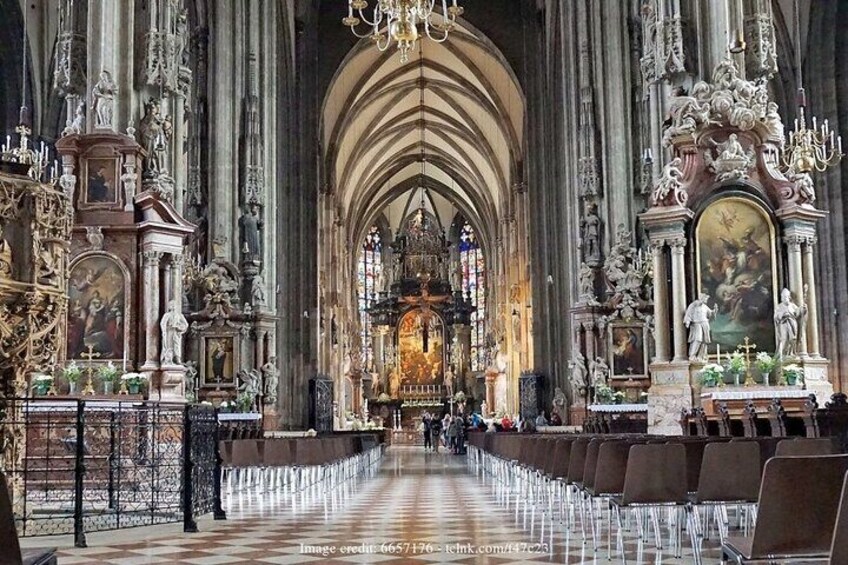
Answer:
50 447 712 564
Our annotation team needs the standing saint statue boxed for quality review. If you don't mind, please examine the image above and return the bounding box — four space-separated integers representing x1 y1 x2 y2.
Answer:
261 356 280 405
239 206 262 261
551 386 567 419
251 275 266 307
580 203 602 265
684 293 715 360
444 366 455 398
569 351 589 403
138 98 172 178
774 287 807 358
160 300 188 365
92 70 117 129
590 356 609 387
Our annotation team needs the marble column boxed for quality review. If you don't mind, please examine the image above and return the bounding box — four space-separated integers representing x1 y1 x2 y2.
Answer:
651 242 670 362
803 237 822 357
785 235 808 357
670 238 688 362
484 370 497 417
162 259 172 310
171 254 184 310
141 251 163 368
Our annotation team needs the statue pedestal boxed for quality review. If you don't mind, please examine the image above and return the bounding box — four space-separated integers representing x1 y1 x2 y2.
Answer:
647 361 694 435
798 357 834 404
157 364 187 403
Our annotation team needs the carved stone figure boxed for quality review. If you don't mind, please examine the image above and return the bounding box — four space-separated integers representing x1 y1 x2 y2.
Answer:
580 203 602 265
239 206 262 261
578 262 597 303
160 300 188 365
652 156 686 206
684 293 715 360
138 98 172 178
789 168 816 205
251 275 266 307
0 224 13 276
63 100 85 136
389 367 401 398
590 356 609 387
261 356 279 405
238 369 261 409
552 386 567 418
92 70 117 129
370 371 381 397
774 288 807 358
444 367 455 398
568 351 589 403
184 360 198 402
706 133 755 181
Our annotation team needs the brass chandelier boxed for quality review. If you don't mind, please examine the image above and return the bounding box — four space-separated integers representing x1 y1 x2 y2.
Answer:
780 0 842 174
343 0 464 63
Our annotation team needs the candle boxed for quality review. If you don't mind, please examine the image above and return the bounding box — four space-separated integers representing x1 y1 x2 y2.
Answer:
122 351 127 372
716 344 720 361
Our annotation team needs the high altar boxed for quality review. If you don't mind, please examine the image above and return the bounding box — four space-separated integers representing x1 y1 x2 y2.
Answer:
641 55 833 434
361 208 476 435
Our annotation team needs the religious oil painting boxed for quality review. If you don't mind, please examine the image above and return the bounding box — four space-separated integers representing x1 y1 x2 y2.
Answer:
67 255 126 360
84 158 119 205
203 336 237 387
696 196 777 353
608 324 647 379
398 308 444 386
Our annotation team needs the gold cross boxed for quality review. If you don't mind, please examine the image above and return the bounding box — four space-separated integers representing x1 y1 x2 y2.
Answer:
80 345 100 395
736 337 757 387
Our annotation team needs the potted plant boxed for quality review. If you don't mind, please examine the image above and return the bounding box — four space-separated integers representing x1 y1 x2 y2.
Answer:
218 400 233 413
97 361 120 394
595 383 624 405
120 372 147 395
699 363 725 388
236 391 254 413
726 352 746 386
755 352 777 386
32 374 53 396
782 364 804 386
62 362 82 395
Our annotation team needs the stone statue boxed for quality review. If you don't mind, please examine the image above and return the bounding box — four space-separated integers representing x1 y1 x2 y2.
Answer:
389 367 401 398
160 300 188 365
684 293 715 360
370 371 380 397
707 133 755 181
63 100 85 136
569 351 589 402
251 275 266 307
552 386 567 418
580 203 602 265
652 156 686 206
590 356 609 387
92 70 117 129
444 367 455 398
774 287 807 358
261 356 279 405
238 369 261 409
578 262 596 302
0 224 13 276
139 98 172 178
239 206 262 260
184 361 198 402
511 308 521 343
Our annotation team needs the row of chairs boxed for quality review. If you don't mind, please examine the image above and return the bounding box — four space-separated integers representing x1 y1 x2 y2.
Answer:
220 434 383 495
468 432 846 563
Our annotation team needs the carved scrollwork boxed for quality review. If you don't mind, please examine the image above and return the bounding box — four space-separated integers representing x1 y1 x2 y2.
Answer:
651 157 688 207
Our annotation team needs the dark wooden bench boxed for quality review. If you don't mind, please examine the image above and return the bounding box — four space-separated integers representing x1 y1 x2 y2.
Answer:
0 472 57 565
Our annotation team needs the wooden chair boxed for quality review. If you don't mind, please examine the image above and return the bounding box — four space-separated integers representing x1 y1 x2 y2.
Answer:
829 472 848 563
775 438 836 457
0 472 56 565
721 455 848 563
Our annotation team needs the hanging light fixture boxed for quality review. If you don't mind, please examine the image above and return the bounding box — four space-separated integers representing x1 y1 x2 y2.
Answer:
343 0 464 63
781 0 842 174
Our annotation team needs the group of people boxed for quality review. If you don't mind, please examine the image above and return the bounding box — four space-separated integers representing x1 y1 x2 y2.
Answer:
421 412 468 454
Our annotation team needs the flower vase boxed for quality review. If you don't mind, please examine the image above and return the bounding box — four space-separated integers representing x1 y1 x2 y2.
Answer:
35 384 49 396
734 372 740 387
763 373 771 387
69 381 77 395
103 381 113 395
128 383 141 395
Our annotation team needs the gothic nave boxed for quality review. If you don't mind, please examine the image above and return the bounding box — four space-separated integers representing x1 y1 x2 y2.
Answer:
2 0 848 564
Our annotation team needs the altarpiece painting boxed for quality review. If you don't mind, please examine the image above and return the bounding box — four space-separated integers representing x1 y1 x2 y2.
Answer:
608 323 647 379
67 254 127 360
398 308 444 386
696 196 777 353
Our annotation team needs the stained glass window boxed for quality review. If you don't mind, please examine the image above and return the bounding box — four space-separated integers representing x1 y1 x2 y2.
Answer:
357 225 383 370
459 222 486 370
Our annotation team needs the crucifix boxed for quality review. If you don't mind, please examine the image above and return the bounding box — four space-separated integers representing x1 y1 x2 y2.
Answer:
736 336 757 387
80 345 100 395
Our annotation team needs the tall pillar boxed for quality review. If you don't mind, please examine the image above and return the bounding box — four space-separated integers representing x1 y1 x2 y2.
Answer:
484 369 497 417
141 251 162 369
785 235 807 357
162 260 172 310
802 238 821 357
670 238 688 362
651 242 670 362
171 254 184 310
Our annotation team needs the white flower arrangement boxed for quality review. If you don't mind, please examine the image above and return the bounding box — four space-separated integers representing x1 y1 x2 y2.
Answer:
32 374 54 383
755 352 777 373
97 361 120 382
120 372 148 382
62 361 82 383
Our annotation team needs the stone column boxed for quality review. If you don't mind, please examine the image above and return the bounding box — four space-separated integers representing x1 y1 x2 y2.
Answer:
651 242 670 362
141 251 163 369
670 238 688 362
484 369 497 417
171 254 184 310
802 237 821 357
350 373 362 416
162 259 172 310
785 235 807 357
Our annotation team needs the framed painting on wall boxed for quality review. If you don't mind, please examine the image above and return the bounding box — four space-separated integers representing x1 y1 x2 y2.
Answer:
67 254 128 360
82 157 121 208
695 196 777 354
608 323 647 379
200 335 240 388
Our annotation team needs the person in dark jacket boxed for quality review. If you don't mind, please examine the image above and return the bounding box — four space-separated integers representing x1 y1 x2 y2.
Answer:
429 416 443 453
422 412 432 452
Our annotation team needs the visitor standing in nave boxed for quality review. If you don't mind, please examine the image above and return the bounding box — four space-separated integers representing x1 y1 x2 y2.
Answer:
422 411 432 452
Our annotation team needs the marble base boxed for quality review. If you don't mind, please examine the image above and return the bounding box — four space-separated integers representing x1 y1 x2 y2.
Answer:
157 365 187 403
648 361 695 435
802 357 834 405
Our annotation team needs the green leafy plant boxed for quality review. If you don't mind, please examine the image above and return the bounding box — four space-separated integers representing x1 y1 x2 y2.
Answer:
595 383 624 405
236 392 254 413
97 361 120 383
755 352 777 375
699 363 725 387
62 361 82 384
782 363 804 386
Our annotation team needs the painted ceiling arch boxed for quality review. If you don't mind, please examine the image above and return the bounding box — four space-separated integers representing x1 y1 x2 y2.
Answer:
323 20 525 251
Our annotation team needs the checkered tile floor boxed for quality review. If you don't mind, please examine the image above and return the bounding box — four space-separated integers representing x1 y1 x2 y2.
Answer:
22 447 725 564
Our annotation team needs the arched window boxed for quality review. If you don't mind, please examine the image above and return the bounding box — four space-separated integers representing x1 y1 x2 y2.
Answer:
357 225 383 369
459 222 486 371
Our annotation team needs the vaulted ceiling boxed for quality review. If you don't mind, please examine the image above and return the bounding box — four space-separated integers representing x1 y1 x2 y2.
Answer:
322 20 525 251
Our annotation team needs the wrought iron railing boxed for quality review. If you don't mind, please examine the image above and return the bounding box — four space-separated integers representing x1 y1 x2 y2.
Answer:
0 398 224 547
